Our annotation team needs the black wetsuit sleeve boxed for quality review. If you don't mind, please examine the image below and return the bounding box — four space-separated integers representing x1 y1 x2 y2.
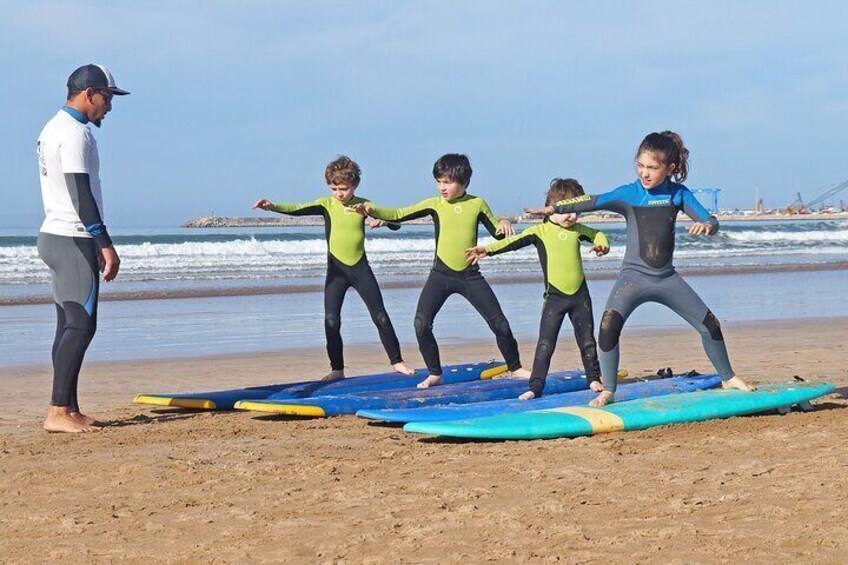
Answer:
387 222 402 231
64 172 112 248
485 229 539 256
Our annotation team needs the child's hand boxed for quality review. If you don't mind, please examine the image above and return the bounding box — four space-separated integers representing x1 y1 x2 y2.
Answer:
465 246 488 265
348 203 372 216
688 222 713 236
589 245 610 257
550 213 578 227
495 219 515 237
369 219 388 230
524 205 555 217
253 198 274 211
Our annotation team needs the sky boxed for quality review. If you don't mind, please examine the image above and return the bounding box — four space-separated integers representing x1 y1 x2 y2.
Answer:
2 1 847 228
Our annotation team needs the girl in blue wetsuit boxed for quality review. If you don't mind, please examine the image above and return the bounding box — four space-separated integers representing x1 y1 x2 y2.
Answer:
527 131 755 406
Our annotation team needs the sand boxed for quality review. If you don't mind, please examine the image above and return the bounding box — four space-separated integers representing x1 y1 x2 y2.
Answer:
1 317 847 563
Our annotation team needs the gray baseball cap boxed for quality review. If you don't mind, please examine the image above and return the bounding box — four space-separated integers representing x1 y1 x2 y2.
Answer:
67 64 130 95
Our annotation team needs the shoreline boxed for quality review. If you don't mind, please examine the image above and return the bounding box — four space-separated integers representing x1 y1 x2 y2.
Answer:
181 211 848 227
3 260 848 306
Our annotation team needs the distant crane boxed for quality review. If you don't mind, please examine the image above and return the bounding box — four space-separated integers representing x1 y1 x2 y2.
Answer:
785 179 848 213
691 188 721 212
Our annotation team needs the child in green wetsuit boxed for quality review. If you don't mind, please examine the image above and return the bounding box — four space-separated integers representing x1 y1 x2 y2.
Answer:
467 179 610 399
253 156 413 381
351 153 530 388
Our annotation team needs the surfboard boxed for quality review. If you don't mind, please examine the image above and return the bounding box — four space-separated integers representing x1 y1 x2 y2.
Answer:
356 374 722 423
234 371 591 417
403 382 835 440
133 361 507 410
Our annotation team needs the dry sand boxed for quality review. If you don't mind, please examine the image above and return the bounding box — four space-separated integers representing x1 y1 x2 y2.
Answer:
1 317 847 563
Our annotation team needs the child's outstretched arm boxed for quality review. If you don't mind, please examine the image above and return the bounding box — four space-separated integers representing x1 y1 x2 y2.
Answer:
253 198 326 216
525 186 629 217
679 188 719 236
477 200 514 239
574 223 610 256
351 199 435 223
468 228 538 266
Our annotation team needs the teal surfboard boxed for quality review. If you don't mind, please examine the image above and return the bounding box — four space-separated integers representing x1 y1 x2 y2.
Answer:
403 382 835 440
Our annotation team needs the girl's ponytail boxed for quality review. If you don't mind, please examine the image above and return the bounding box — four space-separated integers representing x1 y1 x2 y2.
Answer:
637 131 690 182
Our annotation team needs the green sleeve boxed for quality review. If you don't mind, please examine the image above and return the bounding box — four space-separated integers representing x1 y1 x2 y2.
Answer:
369 198 435 222
270 197 327 216
574 223 608 248
485 227 538 256
477 199 504 239
360 198 402 231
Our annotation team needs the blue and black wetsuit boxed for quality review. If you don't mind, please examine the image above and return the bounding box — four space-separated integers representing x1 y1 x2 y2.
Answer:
554 179 734 392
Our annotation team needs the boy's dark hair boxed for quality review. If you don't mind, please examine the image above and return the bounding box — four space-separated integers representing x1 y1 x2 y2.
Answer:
546 178 584 206
325 155 361 187
432 153 472 187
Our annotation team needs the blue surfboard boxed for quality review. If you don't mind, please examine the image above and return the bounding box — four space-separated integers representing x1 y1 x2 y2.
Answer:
133 360 507 410
357 375 722 423
234 371 590 417
403 382 835 440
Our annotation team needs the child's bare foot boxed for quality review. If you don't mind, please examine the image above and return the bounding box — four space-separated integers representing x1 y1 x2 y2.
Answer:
588 380 603 392
322 370 345 382
518 391 536 401
44 407 98 433
589 391 614 407
417 375 443 389
71 411 97 426
509 368 532 379
722 376 756 392
393 362 415 375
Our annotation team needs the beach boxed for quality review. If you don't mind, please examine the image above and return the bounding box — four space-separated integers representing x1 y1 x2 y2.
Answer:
1 317 846 563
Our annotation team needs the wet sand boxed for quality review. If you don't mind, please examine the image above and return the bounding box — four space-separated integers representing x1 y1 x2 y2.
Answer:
1 317 846 563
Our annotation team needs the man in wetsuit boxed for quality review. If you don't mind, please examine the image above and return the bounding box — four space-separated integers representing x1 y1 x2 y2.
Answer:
36 64 129 432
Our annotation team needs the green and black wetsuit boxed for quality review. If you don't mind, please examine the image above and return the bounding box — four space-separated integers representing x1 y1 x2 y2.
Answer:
270 196 404 371
369 193 521 376
486 220 608 396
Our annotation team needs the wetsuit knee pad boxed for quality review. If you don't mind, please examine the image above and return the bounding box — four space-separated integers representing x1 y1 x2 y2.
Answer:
702 310 723 340
535 339 554 359
489 315 511 336
414 314 433 337
374 310 391 329
598 309 624 352
324 314 342 332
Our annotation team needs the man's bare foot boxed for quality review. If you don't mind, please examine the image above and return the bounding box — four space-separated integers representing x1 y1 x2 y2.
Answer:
44 407 98 433
71 411 97 426
417 374 443 389
322 370 345 382
393 362 415 375
589 391 614 407
518 391 536 401
588 380 603 392
509 368 532 379
722 376 756 392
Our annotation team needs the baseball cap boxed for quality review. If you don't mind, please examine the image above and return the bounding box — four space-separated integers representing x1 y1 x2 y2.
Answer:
67 64 130 96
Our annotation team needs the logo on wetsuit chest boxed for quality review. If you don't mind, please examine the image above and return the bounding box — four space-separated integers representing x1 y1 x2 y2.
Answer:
647 197 672 206
453 205 463 214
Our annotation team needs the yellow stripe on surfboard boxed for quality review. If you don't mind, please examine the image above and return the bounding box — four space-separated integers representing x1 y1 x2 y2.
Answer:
133 395 217 410
546 407 625 434
234 401 326 417
479 364 509 380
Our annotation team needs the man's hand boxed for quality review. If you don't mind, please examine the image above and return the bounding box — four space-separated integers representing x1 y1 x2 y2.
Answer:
100 246 121 282
589 245 610 257
253 198 274 211
465 246 488 265
495 219 515 237
524 205 555 217
688 222 713 236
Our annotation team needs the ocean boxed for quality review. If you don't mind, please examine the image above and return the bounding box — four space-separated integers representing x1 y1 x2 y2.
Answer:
1 219 847 367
